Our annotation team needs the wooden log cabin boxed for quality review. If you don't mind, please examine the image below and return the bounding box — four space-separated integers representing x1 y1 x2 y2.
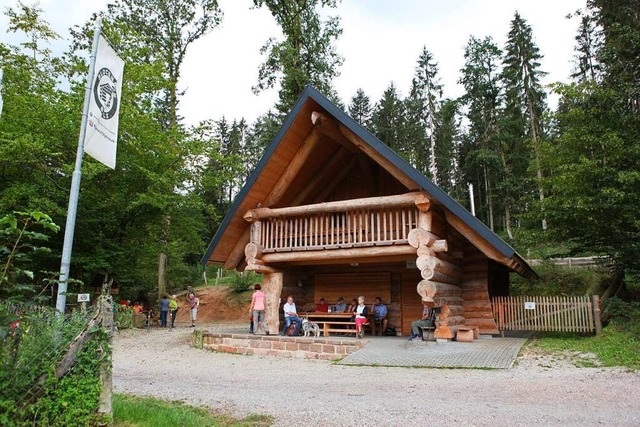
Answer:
201 86 537 339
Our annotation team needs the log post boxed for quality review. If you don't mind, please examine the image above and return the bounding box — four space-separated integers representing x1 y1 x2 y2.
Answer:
593 294 602 336
263 272 284 334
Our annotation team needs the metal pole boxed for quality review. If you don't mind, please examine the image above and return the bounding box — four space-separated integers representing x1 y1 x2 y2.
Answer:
468 182 476 216
56 20 102 314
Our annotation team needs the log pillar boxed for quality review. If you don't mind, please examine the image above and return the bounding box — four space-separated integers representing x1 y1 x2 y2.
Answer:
262 271 284 335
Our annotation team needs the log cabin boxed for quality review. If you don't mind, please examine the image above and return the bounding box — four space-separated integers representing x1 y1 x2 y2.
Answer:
201 86 537 339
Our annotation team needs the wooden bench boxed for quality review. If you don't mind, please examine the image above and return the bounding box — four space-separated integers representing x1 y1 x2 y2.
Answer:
315 320 371 337
456 325 479 342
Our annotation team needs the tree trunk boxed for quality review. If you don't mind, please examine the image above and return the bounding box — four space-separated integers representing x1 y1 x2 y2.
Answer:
157 252 167 300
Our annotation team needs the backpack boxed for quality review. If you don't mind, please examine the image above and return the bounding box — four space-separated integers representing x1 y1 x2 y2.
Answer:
384 327 396 336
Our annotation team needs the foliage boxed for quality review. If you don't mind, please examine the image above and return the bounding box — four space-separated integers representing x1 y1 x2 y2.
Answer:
115 304 134 329
114 394 274 426
0 211 60 303
34 328 110 426
0 301 108 425
510 262 610 296
230 270 261 294
252 0 344 115
530 321 640 370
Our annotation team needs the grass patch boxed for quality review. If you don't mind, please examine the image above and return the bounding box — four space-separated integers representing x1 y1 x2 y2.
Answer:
528 324 640 371
114 394 273 427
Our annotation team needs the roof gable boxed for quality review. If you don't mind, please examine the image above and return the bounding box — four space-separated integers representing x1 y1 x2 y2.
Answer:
201 86 536 279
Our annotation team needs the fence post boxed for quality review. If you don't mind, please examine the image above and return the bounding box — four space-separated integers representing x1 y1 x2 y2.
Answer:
592 295 602 336
98 292 114 420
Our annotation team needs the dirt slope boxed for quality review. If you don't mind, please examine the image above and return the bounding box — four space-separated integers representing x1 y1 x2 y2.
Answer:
173 285 249 324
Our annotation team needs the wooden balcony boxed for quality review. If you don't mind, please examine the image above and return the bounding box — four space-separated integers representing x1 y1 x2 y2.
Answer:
243 192 434 269
259 207 418 252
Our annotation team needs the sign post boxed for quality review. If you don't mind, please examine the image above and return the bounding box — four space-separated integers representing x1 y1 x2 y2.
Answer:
56 21 124 313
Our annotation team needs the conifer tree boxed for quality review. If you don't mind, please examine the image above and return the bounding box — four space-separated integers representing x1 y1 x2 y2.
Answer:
502 12 548 232
348 88 373 128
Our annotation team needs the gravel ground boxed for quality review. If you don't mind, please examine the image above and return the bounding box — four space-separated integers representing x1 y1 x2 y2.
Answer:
113 322 640 426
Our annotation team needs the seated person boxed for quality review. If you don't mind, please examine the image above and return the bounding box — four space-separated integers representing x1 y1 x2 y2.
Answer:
347 298 358 313
281 295 302 336
372 297 388 335
409 300 434 341
332 297 347 313
132 301 143 314
316 297 329 312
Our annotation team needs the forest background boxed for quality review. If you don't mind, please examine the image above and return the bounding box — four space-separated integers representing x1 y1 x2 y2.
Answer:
0 0 638 305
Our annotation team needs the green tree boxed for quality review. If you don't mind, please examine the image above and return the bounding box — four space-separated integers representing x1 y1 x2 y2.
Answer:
348 88 372 127
369 82 407 158
252 0 343 115
459 36 503 231
411 46 443 183
433 99 463 197
502 12 548 233
104 0 223 129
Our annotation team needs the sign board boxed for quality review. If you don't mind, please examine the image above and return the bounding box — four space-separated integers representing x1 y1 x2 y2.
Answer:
524 302 536 310
78 293 91 302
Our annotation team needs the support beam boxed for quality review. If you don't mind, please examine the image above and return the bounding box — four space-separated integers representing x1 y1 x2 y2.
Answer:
290 147 353 205
310 155 358 204
264 128 322 207
311 111 359 153
245 192 428 222
263 272 284 335
336 120 420 190
261 245 416 264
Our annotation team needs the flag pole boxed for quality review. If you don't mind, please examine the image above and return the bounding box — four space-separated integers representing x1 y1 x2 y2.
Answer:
56 19 102 313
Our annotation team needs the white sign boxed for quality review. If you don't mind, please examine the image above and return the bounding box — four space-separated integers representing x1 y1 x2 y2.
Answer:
524 302 536 310
78 293 91 302
84 35 124 169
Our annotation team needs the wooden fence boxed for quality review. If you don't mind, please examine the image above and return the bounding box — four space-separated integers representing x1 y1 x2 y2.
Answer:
492 295 602 335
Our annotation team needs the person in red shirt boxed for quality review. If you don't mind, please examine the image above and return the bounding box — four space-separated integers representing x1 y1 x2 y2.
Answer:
316 298 329 312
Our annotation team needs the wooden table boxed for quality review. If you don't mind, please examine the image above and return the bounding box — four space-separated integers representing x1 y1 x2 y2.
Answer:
302 312 376 336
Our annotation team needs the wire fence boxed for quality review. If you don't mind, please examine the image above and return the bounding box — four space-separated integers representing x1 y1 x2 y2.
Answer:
0 296 112 425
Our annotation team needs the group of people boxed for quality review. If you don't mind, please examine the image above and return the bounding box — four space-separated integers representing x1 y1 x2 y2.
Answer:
158 292 200 328
247 284 436 341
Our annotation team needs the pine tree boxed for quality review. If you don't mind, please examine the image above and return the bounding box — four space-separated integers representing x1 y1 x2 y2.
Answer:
348 88 372 127
571 10 603 83
412 47 443 184
369 83 407 157
502 12 548 232
459 36 503 231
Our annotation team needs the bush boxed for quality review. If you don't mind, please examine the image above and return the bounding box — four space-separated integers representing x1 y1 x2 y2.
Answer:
230 271 260 294
511 262 610 296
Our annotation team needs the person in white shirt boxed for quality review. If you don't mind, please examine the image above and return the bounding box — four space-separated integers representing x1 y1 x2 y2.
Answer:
281 295 302 336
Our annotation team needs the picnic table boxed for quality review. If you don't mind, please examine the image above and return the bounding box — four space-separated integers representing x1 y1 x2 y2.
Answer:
302 312 376 337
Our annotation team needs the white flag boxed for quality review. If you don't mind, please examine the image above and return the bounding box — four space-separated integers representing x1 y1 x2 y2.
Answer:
84 36 124 169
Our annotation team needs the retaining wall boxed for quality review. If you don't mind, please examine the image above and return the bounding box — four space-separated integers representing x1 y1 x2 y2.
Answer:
193 331 365 361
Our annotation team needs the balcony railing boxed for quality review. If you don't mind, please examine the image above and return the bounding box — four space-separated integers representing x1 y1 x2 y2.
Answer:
259 207 418 252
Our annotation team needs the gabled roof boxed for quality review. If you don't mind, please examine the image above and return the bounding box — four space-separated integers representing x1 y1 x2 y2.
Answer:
201 86 537 279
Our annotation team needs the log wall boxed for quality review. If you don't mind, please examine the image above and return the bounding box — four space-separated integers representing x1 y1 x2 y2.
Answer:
461 255 499 334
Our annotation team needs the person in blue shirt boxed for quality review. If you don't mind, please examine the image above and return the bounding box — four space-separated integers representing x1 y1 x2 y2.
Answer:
372 297 388 335
159 295 170 327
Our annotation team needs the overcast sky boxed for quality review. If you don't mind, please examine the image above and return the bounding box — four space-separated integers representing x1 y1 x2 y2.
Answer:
1 0 587 125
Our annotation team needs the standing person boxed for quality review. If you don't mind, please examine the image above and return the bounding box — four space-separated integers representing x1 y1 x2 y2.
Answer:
187 292 199 327
354 296 368 339
409 300 434 341
372 297 388 335
159 295 169 327
169 295 179 329
249 284 269 335
281 295 302 336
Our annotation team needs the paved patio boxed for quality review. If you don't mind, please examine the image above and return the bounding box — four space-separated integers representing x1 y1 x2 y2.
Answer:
338 332 532 369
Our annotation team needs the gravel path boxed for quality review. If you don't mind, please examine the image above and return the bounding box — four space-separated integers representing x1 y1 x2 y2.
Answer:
113 323 640 426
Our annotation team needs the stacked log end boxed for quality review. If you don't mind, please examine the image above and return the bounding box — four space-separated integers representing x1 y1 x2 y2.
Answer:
462 261 499 334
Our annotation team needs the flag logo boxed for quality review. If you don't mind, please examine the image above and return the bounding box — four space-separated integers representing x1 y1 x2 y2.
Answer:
84 35 124 169
93 68 119 119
